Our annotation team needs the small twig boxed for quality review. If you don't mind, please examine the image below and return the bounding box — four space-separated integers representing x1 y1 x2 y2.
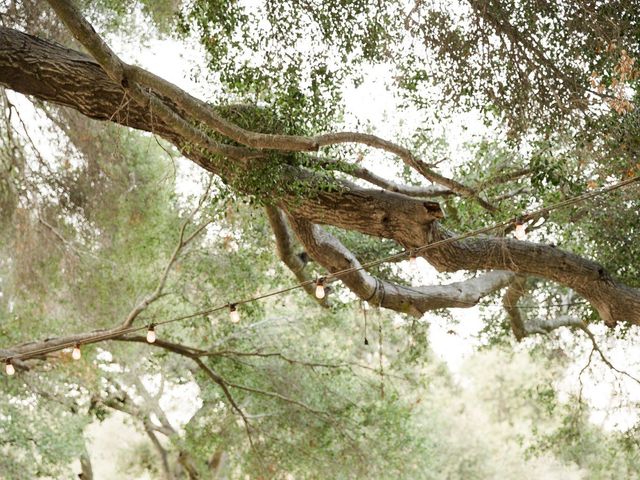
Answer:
579 324 640 386
578 347 595 404
121 180 212 328
193 358 255 447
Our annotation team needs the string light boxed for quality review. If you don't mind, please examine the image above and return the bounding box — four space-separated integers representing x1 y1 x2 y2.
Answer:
229 304 240 323
146 324 157 344
514 218 527 240
5 359 14 376
362 301 369 346
1 175 637 364
72 344 81 360
409 251 418 265
315 278 326 299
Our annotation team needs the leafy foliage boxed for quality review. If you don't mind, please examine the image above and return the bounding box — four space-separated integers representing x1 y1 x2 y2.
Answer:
1 0 640 478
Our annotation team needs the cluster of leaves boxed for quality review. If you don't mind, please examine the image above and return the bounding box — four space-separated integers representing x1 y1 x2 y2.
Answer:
196 103 345 205
176 0 404 132
401 0 640 134
529 403 640 479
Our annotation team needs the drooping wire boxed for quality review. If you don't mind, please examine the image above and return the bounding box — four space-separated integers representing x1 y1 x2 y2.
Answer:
2 175 638 363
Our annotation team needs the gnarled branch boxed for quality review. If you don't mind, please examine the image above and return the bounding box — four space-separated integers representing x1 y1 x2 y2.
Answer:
265 205 326 304
288 216 514 316
502 276 583 340
1 24 639 327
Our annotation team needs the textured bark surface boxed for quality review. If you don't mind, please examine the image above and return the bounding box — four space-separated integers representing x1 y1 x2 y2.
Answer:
416 226 640 326
0 27 443 234
0 28 172 135
1 26 639 326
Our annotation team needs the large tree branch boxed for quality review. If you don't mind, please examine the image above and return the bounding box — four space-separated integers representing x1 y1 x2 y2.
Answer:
0 26 445 236
288 216 514 316
265 205 327 304
51 3 482 205
8 0 484 207
134 53 488 208
1 25 639 327
419 226 640 326
6 0 486 208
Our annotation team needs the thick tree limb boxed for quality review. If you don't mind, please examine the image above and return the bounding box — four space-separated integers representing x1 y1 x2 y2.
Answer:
1 26 639 326
47 2 481 205
0 27 445 236
419 227 640 326
265 205 327 304
2 1 481 209
288 216 514 316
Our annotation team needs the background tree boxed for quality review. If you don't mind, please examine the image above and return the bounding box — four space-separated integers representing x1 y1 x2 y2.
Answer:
0 0 640 478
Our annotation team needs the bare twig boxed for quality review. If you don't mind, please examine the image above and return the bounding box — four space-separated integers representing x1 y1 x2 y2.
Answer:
122 179 212 327
578 324 640 386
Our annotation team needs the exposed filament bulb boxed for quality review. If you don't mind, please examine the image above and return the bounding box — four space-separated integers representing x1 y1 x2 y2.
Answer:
229 304 240 323
315 278 326 299
146 324 157 344
72 344 81 360
514 220 527 240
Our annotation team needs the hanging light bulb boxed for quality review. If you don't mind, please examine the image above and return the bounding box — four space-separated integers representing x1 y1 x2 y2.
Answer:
72 344 81 360
514 218 527 240
229 304 240 323
409 251 418 265
146 324 157 344
315 278 326 299
5 359 15 376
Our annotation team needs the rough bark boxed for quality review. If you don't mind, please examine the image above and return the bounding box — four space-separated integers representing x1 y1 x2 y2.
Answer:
1 25 639 326
0 27 444 234
418 226 640 326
